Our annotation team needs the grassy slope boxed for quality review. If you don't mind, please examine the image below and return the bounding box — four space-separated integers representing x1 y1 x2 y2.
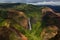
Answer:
0 3 43 40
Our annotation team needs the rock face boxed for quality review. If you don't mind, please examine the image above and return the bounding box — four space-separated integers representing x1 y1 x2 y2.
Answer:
8 10 29 29
42 7 60 17
0 26 28 40
41 25 58 40
0 26 11 40
41 7 60 40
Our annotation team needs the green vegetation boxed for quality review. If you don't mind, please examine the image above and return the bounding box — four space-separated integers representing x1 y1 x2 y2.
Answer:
0 3 43 40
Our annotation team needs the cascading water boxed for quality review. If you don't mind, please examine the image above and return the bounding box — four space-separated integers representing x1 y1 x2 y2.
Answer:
28 18 32 30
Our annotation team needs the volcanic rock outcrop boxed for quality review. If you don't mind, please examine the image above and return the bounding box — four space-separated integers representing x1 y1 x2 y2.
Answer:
41 7 60 40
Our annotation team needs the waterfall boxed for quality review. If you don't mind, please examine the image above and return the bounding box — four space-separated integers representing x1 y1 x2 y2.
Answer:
28 18 32 30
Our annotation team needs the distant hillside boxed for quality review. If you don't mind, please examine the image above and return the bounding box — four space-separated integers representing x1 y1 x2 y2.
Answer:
0 3 60 13
36 5 60 13
0 3 21 8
